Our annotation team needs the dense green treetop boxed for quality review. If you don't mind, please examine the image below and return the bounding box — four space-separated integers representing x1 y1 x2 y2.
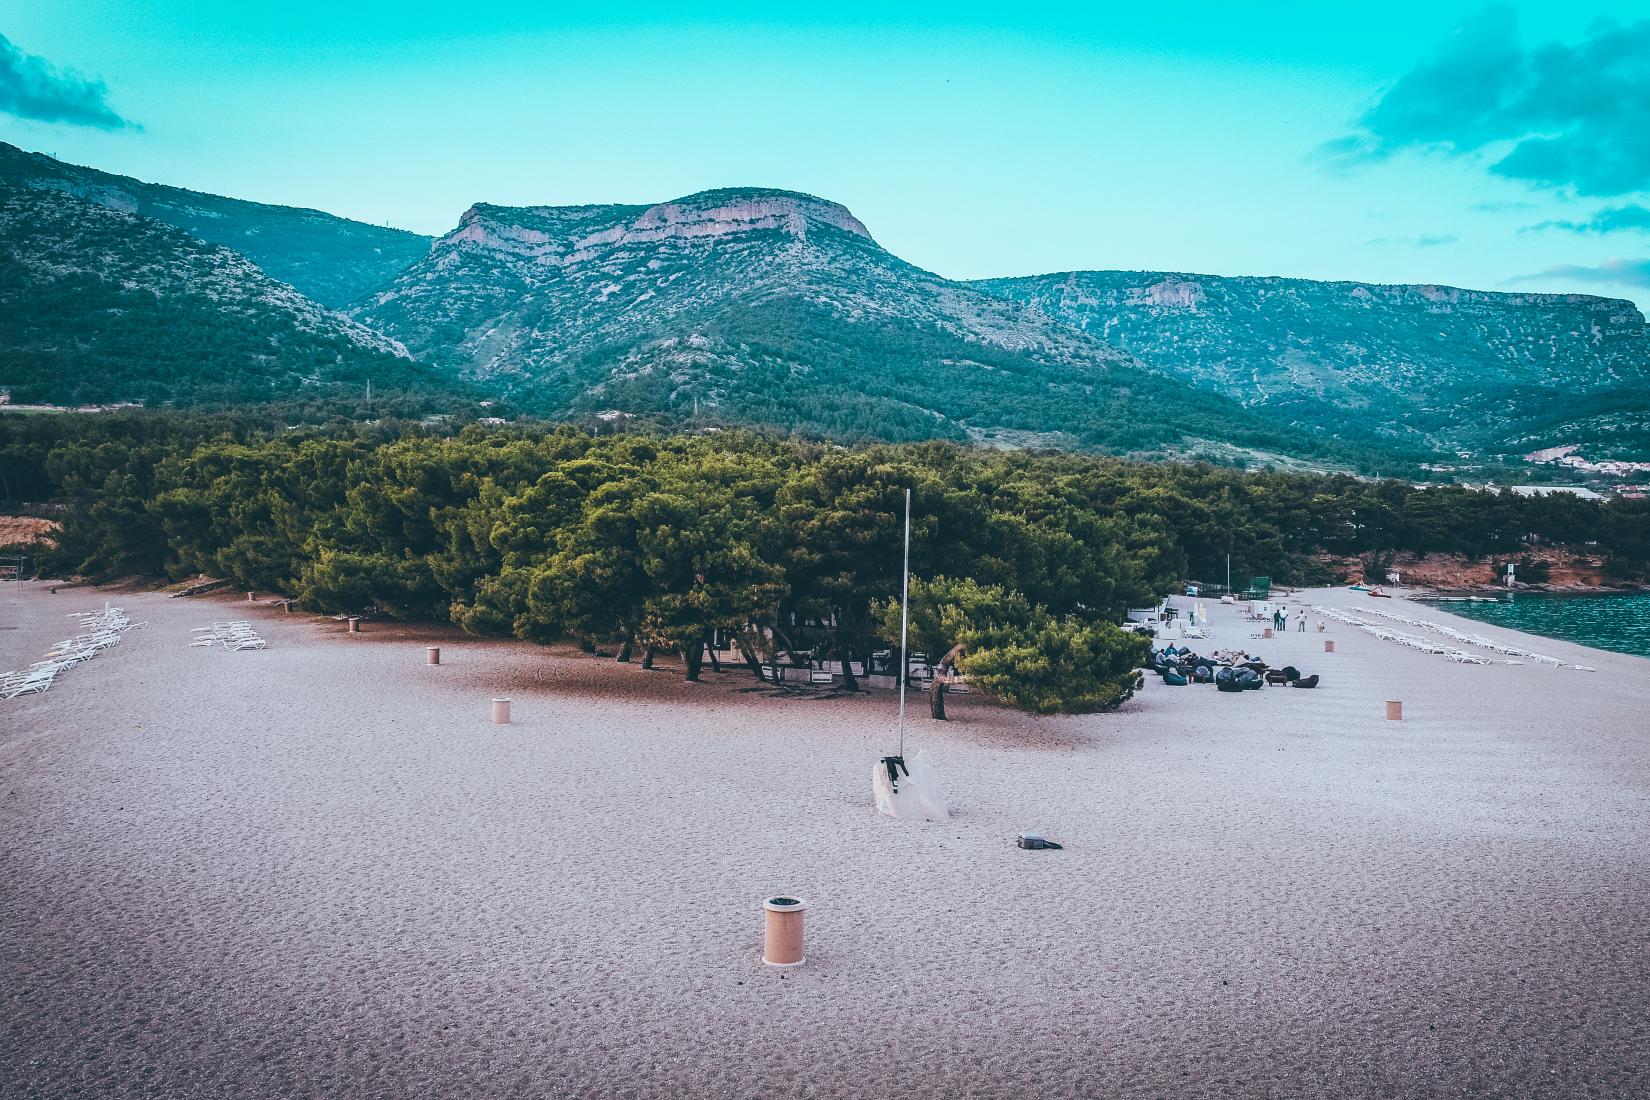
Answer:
6 413 1646 709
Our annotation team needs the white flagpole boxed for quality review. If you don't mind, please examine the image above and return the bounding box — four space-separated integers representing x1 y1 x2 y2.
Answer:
897 487 911 759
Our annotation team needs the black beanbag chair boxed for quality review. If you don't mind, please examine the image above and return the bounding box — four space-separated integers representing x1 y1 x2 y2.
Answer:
1290 673 1320 689
1193 665 1212 683
1238 670 1264 690
1215 667 1243 693
1281 665 1301 683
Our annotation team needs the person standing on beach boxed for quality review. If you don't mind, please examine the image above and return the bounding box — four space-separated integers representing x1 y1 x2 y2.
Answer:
1296 610 1306 632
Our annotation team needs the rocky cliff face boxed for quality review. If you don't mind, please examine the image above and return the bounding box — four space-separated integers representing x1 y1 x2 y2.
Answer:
353 190 1286 454
0 141 431 309
973 270 1650 457
438 189 873 258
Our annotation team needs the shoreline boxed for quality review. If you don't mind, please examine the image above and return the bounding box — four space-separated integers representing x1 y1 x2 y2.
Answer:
1409 582 1649 596
1400 587 1650 661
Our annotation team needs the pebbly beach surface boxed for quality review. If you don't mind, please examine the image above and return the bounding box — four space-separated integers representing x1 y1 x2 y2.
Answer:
2 581 1647 1099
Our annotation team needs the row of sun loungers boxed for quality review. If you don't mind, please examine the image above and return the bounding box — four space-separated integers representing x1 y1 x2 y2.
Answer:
2 605 141 700
189 621 267 651
1312 605 1492 665
1354 606 1595 671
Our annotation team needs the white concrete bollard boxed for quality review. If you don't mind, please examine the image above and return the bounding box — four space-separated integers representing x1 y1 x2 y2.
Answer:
247 591 256 602
347 617 359 633
491 697 511 725
1263 627 1273 639
763 897 806 967
427 646 441 666
1325 640 1335 652
1386 699 1403 721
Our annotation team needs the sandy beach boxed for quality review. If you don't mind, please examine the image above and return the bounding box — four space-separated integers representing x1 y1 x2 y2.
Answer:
2 581 1647 1099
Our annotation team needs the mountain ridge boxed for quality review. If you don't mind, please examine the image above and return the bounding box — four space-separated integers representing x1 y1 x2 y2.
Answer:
1 140 1644 466
352 189 1315 457
972 268 1650 458
0 185 450 406
0 141 431 309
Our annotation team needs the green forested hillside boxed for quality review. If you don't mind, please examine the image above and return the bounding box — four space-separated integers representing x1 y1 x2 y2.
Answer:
974 270 1650 459
2 143 1642 471
358 190 1412 468
0 187 454 407
0 141 431 308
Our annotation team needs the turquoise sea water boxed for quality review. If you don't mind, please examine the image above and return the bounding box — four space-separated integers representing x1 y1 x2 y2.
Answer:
1419 593 1650 659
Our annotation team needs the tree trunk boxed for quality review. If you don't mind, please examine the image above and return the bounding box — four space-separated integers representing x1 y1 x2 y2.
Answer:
641 647 656 670
684 642 704 682
770 621 807 666
837 637 860 692
734 637 764 679
930 681 948 720
704 631 722 673
616 637 633 663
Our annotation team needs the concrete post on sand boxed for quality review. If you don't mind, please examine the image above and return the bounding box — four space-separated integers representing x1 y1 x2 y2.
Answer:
347 617 359 634
247 591 256 602
1263 627 1273 639
762 897 806 967
427 646 441 665
1386 699 1403 721
491 697 511 725
1325 640 1335 653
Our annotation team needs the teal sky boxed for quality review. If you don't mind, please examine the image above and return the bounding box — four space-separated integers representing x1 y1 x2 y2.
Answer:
5 3 1650 308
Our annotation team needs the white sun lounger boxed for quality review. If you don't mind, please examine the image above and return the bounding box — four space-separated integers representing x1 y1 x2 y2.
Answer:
3 667 57 698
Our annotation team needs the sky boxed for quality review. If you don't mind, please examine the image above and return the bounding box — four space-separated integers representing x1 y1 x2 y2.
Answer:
4 2 1650 308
